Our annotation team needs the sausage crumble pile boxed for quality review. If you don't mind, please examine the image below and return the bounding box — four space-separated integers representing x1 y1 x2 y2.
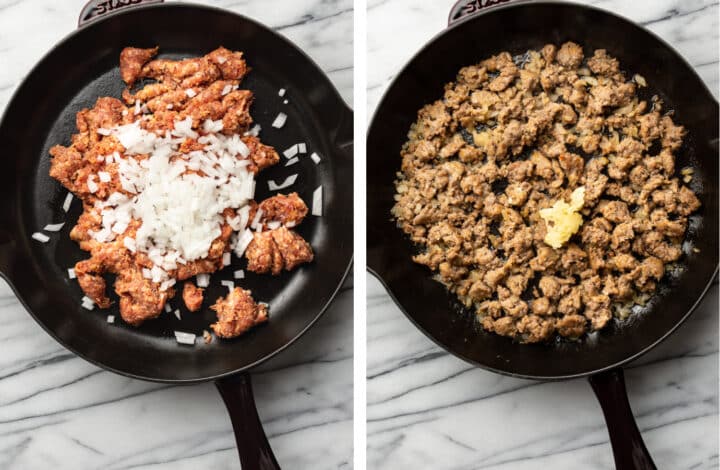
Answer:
50 47 313 339
392 42 701 343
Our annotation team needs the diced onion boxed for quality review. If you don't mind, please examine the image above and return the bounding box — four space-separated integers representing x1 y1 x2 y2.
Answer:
283 100 288 104
234 229 254 257
298 143 307 154
165 303 172 313
283 144 298 159
196 273 210 288
174 331 196 345
310 152 321 164
174 309 181 320
271 112 287 129
123 237 137 252
87 175 98 193
222 252 231 266
233 269 245 279
98 171 111 183
245 124 261 137
312 186 323 216
106 315 115 323
267 221 281 230
81 296 95 310
97 128 112 136
44 222 65 232
32 232 49 243
268 174 297 191
250 208 263 230
285 157 299 167
68 268 76 279
222 84 232 96
278 88 286 97
220 280 234 292
185 89 197 98
62 193 73 212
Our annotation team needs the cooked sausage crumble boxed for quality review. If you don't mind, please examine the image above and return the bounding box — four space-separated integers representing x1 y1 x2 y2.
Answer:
392 42 700 343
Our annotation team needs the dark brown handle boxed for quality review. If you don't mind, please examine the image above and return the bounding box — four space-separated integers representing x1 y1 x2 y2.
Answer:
589 369 657 470
216 373 281 470
78 0 164 27
448 0 523 26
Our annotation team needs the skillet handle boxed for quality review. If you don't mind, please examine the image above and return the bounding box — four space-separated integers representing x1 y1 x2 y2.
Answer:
216 373 281 470
589 369 657 470
448 0 524 26
78 0 164 27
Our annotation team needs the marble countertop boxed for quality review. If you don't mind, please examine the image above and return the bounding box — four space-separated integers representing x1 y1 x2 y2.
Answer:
0 1 353 469
367 0 718 468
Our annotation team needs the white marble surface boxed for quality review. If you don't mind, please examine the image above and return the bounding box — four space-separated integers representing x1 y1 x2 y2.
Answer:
0 1 353 469
367 0 719 468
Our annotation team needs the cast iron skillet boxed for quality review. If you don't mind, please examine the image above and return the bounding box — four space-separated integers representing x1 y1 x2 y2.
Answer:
367 1 718 468
0 1 353 468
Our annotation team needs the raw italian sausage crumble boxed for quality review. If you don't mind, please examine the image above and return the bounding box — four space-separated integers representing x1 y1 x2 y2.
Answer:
392 42 701 343
49 47 313 339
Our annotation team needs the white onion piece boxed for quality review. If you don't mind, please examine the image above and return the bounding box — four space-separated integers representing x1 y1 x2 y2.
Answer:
222 252 231 266
87 175 98 193
123 237 137 253
174 309 181 320
220 280 234 292
250 209 263 230
283 145 298 159
32 232 49 243
271 112 287 129
165 303 172 313
233 269 245 279
312 186 323 216
106 315 115 323
285 157 299 167
68 268 76 279
98 171 111 183
62 193 73 212
266 221 281 230
44 222 65 232
278 88 286 97
174 331 196 345
245 124 261 137
298 143 307 154
234 229 254 257
310 152 321 164
97 128 112 136
268 174 297 191
185 89 197 98
283 100 288 104
222 84 232 96
196 273 210 288
81 296 95 310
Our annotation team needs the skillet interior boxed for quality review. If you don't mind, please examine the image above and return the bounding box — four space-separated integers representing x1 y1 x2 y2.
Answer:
367 1 718 379
0 4 353 382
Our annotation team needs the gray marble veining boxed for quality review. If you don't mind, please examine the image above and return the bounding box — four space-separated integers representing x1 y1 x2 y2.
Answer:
367 0 718 468
0 1 353 469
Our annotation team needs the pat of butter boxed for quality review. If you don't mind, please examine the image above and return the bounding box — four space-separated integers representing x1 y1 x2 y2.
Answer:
539 186 585 249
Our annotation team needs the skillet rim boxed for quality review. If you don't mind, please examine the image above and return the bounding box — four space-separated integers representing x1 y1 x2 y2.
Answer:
366 0 719 381
0 1 354 384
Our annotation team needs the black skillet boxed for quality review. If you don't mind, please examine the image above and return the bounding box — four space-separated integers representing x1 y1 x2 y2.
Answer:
0 1 353 468
367 1 718 468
